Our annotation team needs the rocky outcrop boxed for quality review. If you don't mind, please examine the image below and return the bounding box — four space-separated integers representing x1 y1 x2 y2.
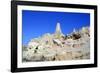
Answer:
22 23 90 62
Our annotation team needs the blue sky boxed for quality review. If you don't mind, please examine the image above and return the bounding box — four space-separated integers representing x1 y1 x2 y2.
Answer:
22 10 90 45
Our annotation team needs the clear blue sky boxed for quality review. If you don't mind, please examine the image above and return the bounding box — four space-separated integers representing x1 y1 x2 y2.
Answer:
22 10 90 45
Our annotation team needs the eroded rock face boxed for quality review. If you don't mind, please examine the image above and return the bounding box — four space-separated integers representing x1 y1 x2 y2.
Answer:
22 23 90 62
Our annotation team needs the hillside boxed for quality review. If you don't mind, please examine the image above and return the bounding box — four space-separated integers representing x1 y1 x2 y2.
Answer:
22 23 90 62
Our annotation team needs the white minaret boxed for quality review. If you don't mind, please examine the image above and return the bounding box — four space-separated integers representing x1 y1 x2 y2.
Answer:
55 22 62 34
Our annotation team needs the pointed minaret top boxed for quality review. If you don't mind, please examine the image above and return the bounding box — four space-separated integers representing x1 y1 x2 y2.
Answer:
55 22 62 34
